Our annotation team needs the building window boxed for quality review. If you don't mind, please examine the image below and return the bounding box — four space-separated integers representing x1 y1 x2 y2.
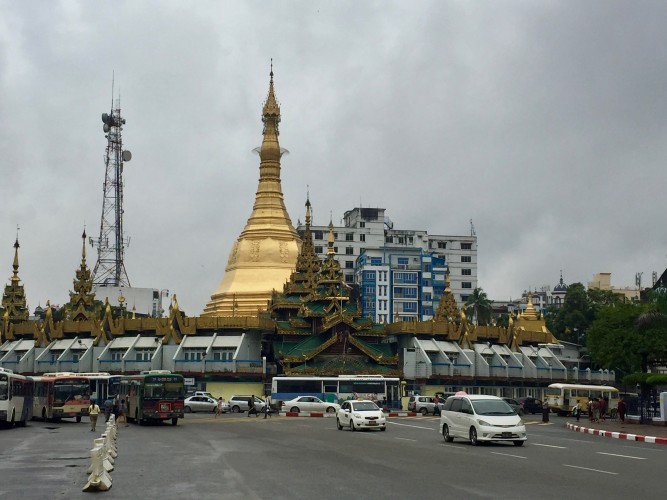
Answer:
371 257 382 266
136 349 154 361
345 261 354 269
462 282 472 289
184 349 206 361
333 232 338 240
461 243 472 250
360 234 365 242
346 247 354 255
460 295 469 302
345 274 354 283
333 246 338 253
462 269 472 276
359 221 365 228
438 242 446 249
72 353 80 363
397 257 408 266
346 233 354 241
398 237 405 244
315 246 323 254
363 271 376 281
404 302 417 312
424 263 431 272
314 231 323 240
213 348 235 361
385 236 392 243
423 293 432 301
461 255 471 263
111 351 123 361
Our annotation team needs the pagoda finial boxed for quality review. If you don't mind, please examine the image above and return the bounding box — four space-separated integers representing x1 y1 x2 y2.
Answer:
12 236 20 282
327 218 335 256
81 229 87 263
305 188 312 227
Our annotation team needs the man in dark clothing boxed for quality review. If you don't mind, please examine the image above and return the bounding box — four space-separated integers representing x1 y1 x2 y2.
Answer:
542 400 550 423
248 395 257 417
617 398 627 423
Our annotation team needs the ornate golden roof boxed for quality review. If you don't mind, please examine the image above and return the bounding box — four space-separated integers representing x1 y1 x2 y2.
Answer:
203 67 301 317
433 269 458 322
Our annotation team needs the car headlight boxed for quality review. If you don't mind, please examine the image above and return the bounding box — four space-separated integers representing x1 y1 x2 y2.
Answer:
353 413 362 418
477 419 492 426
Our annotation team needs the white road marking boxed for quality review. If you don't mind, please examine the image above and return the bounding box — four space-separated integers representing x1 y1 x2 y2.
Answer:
388 421 435 431
596 452 646 460
562 464 618 475
394 437 417 442
531 443 567 449
490 452 526 459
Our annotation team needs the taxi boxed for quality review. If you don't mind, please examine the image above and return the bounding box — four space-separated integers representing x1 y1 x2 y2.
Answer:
336 399 386 432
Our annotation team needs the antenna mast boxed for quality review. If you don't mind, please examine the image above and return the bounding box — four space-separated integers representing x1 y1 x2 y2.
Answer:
90 85 132 287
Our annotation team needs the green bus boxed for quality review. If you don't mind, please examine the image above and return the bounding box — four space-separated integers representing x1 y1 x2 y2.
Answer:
119 371 185 425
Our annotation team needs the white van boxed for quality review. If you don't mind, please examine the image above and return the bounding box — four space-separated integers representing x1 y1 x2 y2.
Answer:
439 394 527 446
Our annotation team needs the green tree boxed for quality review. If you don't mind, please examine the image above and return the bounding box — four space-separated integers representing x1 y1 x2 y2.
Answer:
465 288 492 326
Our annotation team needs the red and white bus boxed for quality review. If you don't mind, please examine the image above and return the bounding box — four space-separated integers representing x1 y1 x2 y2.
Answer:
32 372 92 422
0 367 33 427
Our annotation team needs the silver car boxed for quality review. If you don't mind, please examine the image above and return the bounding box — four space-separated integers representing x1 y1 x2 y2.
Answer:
184 396 218 413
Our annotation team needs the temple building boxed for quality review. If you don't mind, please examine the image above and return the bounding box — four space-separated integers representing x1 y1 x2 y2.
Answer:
0 70 613 404
202 69 301 317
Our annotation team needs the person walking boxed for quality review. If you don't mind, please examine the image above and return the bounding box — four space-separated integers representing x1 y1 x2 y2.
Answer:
617 398 627 423
88 400 101 432
118 398 128 427
104 398 113 422
572 401 581 422
587 398 594 422
215 397 224 418
247 395 257 417
591 398 600 423
264 396 272 419
542 399 550 423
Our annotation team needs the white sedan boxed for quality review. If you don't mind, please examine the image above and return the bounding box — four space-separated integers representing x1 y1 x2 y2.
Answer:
337 400 386 431
282 396 340 414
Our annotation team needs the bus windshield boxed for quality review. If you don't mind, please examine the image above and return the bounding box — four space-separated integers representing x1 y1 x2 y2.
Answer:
143 381 185 399
53 381 90 405
0 376 8 400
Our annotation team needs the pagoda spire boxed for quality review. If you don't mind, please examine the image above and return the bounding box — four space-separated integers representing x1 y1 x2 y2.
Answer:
2 237 29 323
65 230 98 321
434 268 458 322
203 65 301 316
284 194 321 294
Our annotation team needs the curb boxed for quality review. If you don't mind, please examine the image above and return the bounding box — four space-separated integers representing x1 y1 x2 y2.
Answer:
566 422 667 445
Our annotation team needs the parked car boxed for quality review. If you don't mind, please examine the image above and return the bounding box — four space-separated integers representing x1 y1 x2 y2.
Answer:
282 396 340 414
439 394 527 446
407 395 437 415
517 397 542 415
228 395 266 413
337 400 386 431
184 396 220 413
502 397 525 416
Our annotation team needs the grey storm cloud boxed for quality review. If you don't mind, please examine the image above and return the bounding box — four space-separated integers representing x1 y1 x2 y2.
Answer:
1 0 666 314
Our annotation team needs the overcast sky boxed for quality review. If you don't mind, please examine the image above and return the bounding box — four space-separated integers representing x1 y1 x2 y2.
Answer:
2 0 667 315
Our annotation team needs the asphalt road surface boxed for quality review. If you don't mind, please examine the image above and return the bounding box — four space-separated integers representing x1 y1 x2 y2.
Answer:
1 413 665 499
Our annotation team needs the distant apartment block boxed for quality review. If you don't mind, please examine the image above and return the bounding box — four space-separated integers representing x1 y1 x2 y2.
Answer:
298 207 477 322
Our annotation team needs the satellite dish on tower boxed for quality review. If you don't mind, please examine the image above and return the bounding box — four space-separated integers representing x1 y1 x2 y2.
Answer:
122 150 132 162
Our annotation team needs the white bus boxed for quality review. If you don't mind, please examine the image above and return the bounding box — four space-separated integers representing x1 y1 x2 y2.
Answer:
0 367 33 427
271 375 401 409
546 383 619 416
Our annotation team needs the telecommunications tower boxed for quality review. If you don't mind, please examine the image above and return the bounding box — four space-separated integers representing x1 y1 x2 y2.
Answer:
90 90 133 287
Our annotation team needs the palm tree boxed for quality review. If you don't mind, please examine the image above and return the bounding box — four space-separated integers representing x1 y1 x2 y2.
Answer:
465 288 492 326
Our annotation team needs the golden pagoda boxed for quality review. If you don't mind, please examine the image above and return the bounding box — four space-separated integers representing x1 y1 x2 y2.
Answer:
203 68 301 317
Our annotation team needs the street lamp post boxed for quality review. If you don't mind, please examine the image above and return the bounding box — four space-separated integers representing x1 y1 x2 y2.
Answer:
636 383 643 424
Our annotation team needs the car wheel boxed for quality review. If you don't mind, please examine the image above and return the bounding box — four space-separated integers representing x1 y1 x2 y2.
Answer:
184 406 192 413
380 427 386 432
172 417 178 426
469 427 479 446
337 418 343 430
326 407 336 414
421 408 429 416
513 441 524 447
290 407 300 413
231 405 240 413
350 420 355 432
443 424 454 442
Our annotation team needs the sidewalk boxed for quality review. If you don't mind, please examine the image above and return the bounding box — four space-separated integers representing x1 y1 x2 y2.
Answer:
565 416 667 445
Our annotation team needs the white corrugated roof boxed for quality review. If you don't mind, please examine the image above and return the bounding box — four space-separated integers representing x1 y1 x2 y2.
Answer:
180 336 214 348
212 336 242 348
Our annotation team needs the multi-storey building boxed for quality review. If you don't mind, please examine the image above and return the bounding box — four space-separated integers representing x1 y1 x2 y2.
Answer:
299 207 477 322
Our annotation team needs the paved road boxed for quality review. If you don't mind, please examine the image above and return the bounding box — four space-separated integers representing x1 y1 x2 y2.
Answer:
1 414 664 499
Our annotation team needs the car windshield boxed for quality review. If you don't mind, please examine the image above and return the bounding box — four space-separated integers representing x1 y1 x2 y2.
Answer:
351 402 379 411
472 399 515 416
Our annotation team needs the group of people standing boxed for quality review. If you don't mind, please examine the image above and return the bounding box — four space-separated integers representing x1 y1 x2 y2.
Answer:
571 397 627 423
87 396 128 432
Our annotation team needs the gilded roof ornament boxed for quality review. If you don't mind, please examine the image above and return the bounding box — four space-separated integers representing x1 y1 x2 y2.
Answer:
1 236 29 323
64 230 98 321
